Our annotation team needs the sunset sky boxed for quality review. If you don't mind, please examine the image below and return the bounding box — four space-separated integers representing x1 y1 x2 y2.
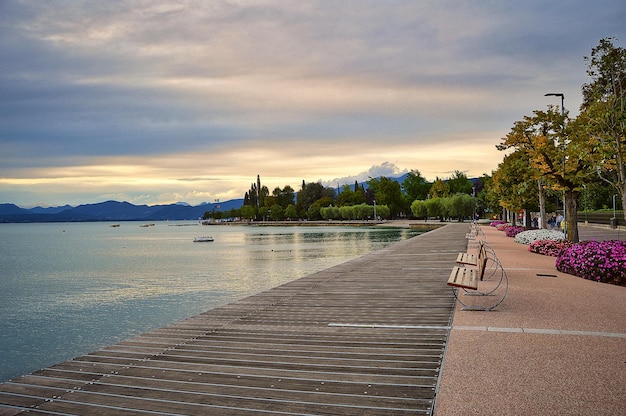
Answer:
1 1 625 207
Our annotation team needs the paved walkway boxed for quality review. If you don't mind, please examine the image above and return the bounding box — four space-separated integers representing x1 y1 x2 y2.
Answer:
434 223 626 415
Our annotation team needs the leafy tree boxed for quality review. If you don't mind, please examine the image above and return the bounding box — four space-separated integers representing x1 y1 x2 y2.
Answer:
306 196 334 220
240 204 256 220
429 178 450 198
402 169 431 201
284 204 297 220
498 107 592 242
336 184 366 206
297 181 335 217
580 37 626 223
367 176 406 218
410 200 428 219
447 170 473 195
491 150 540 225
269 204 284 220
425 197 445 220
444 193 476 222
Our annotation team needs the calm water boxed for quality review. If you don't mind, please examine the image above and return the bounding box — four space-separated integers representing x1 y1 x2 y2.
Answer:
0 221 420 382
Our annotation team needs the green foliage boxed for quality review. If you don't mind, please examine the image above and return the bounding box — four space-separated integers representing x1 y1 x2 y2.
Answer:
444 193 476 221
429 178 449 198
336 183 366 206
410 200 427 218
297 181 335 217
447 171 473 195
240 204 256 220
284 204 297 219
367 176 407 218
402 170 431 201
269 204 284 220
425 197 445 219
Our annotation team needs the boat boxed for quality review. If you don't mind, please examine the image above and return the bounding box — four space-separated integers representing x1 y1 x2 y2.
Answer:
193 236 214 242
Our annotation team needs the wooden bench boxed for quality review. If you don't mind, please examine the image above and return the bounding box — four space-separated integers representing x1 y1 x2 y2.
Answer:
447 241 507 311
465 223 482 240
455 239 483 266
448 242 487 291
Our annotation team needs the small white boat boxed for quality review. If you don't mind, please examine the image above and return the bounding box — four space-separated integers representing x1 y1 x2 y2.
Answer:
193 236 214 242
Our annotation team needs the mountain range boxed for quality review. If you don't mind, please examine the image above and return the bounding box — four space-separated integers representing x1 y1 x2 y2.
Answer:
1 174 481 223
0 199 244 223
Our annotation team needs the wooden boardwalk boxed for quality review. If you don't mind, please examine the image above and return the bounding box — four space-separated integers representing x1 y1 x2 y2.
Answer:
0 224 468 416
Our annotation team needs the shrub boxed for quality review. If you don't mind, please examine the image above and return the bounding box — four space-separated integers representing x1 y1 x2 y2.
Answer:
514 229 566 245
505 226 526 237
556 240 626 286
528 239 573 256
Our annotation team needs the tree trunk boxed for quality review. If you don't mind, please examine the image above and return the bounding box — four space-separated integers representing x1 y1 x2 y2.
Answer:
538 179 547 229
621 184 626 225
564 189 580 243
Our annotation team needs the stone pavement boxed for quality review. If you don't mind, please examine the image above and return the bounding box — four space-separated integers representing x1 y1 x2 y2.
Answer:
434 223 626 415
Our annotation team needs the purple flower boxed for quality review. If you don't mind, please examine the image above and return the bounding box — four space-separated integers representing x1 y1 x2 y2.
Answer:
556 240 626 286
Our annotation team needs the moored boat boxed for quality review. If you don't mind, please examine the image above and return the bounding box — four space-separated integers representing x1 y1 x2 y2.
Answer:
193 236 214 242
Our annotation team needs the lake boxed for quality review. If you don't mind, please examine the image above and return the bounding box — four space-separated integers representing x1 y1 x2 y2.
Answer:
0 221 421 383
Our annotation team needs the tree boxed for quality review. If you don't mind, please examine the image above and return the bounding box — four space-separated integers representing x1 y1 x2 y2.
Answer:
269 204 284 221
425 197 446 220
284 204 297 220
580 37 626 223
297 181 335 217
240 204 256 220
402 169 431 201
429 178 449 198
336 184 366 206
410 200 428 219
447 170 473 195
491 150 540 225
444 193 476 222
367 176 406 218
498 107 592 242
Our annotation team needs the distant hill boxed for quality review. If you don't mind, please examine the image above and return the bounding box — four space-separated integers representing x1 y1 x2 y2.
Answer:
0 199 244 223
1 173 483 223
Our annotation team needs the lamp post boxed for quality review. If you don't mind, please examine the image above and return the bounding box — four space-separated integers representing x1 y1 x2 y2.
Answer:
373 199 377 222
545 93 564 116
545 93 566 238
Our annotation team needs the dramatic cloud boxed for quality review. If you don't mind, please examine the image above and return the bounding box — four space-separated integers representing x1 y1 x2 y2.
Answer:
1 0 625 206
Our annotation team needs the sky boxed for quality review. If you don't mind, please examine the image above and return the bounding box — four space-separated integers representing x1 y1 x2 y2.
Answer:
1 1 625 208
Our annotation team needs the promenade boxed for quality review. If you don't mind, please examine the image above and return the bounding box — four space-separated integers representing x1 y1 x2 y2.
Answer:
0 224 467 415
0 222 624 415
435 223 626 415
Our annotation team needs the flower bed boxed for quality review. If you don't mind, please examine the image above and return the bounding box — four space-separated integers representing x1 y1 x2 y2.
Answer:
556 240 626 286
514 229 566 245
505 226 526 237
490 221 507 227
528 239 573 256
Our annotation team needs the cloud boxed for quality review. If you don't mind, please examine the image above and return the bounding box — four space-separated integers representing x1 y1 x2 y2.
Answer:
1 0 625 206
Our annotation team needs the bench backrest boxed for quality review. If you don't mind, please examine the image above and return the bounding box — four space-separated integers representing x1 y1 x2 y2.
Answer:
478 243 488 281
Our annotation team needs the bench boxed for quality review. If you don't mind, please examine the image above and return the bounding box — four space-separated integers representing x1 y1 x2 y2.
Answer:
448 242 488 290
447 240 508 311
465 222 484 240
455 239 484 266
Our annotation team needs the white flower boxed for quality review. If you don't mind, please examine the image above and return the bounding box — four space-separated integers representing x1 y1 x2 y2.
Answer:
514 229 566 245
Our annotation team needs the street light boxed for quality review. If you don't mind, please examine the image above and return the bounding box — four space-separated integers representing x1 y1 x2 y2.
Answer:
545 92 566 237
544 93 564 115
373 199 377 222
